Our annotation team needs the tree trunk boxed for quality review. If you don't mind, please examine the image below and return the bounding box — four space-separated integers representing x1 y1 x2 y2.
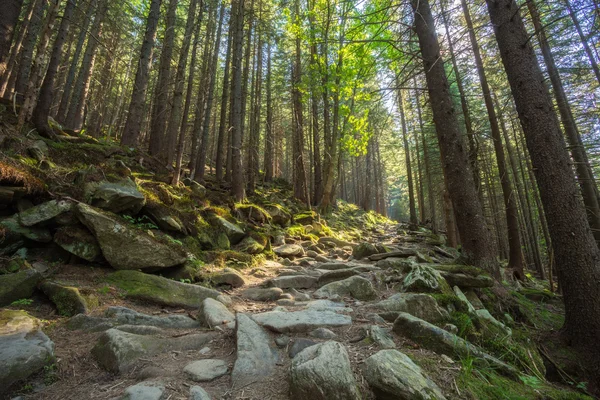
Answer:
263 42 274 182
0 0 25 81
411 0 499 277
148 0 179 158
215 22 233 181
246 22 262 194
563 0 600 85
398 87 417 229
230 0 245 201
120 0 162 146
486 0 600 389
32 0 77 138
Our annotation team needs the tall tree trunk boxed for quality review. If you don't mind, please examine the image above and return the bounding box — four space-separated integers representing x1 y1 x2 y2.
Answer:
527 0 600 244
120 0 162 146
563 0 600 85
148 0 179 157
64 0 108 130
486 0 600 389
0 0 27 82
32 0 77 138
215 22 233 181
398 87 417 229
165 0 199 175
411 0 499 277
230 0 245 201
246 23 262 194
263 42 274 182
461 0 524 278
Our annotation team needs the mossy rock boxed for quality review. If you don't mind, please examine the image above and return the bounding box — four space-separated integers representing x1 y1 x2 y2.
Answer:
264 203 292 226
40 281 88 317
53 225 103 262
353 242 379 260
235 203 271 225
402 265 452 295
293 210 317 225
160 259 205 283
236 236 265 254
106 270 225 308
0 269 41 306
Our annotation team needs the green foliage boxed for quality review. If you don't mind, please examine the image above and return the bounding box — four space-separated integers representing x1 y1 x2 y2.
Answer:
10 298 33 306
122 214 158 230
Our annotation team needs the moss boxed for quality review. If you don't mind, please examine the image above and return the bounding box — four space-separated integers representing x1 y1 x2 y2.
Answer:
510 291 564 331
286 224 305 237
450 311 476 338
430 264 488 277
431 293 468 313
200 250 258 269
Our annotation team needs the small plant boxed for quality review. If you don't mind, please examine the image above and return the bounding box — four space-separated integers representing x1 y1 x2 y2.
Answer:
43 363 59 385
98 285 111 295
165 235 183 246
10 298 33 306
122 214 158 230
179 278 192 284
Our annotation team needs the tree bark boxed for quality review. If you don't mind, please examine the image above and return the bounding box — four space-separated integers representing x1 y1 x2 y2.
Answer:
0 0 25 80
486 0 600 389
215 21 233 181
230 0 245 201
263 42 274 182
411 0 499 277
398 87 417 229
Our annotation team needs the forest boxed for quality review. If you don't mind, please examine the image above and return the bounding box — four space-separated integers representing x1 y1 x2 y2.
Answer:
1 0 600 398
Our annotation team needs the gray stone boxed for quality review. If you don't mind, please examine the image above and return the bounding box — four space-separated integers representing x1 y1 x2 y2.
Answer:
236 236 265 254
274 243 305 258
443 324 458 334
120 381 165 400
476 309 512 336
212 216 245 245
76 204 187 270
231 314 278 388
362 350 446 400
317 269 360 286
28 140 48 161
0 269 41 306
374 293 448 323
92 328 216 372
1 215 52 248
199 298 235 329
352 242 379 260
211 268 246 288
184 359 228 382
392 312 517 377
85 179 146 214
115 325 165 335
275 335 291 348
304 300 353 312
309 328 337 340
313 276 377 301
104 306 200 329
0 310 55 392
289 338 318 358
190 386 211 400
370 326 396 349
290 341 361 400
54 225 103 262
240 287 283 302
251 309 352 333
375 258 416 272
317 262 350 271
442 272 494 288
288 288 311 302
40 280 88 316
453 286 476 313
267 275 318 289
402 266 451 294
18 199 72 226
277 299 295 306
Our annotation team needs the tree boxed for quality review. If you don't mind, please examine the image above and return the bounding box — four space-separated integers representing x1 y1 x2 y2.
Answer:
397 87 417 229
230 0 245 201
0 0 24 75
410 0 499 278
486 0 600 389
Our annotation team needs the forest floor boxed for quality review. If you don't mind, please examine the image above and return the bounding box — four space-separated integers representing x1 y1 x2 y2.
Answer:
0 103 594 400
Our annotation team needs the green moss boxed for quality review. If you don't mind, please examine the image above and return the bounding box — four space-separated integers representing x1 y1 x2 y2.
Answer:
286 224 305 237
450 311 476 338
200 250 258 269
510 291 564 331
431 293 468 313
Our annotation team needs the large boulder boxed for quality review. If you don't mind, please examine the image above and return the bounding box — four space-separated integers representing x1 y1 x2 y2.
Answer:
106 270 225 308
374 293 448 323
402 266 451 294
0 215 52 254
240 287 283 302
392 312 517 376
362 350 446 400
40 281 88 316
92 328 216 372
18 199 72 226
267 275 318 289
251 309 352 333
0 310 55 392
314 276 377 301
274 243 304 258
84 179 146 214
199 298 235 329
231 314 278 388
75 203 187 270
211 216 245 245
54 225 103 262
142 202 185 234
0 269 41 306
353 242 379 260
211 268 246 288
184 359 229 382
290 341 361 400
235 204 271 224
441 272 494 289
264 204 292 226
317 269 360 286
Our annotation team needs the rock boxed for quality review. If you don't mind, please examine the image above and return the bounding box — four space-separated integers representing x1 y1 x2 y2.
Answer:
104 306 200 329
120 381 165 400
453 286 476 313
251 309 352 333
288 288 311 302
115 325 165 335
370 326 396 349
184 359 229 382
18 199 72 226
92 328 216 372
84 179 146 214
106 270 224 308
289 338 318 358
309 327 337 339
277 299 295 306
392 312 517 377
143 202 185 233
274 243 304 258
267 275 318 289
0 269 41 306
317 269 360 286
369 249 417 261
375 258 415 272
236 204 271 224
190 386 211 400
236 236 265 254
40 281 88 316
313 276 377 301
275 335 291 348
362 350 446 400
76 203 187 270
316 262 352 270
231 314 278 388
212 216 245 245
465 290 484 309
294 211 317 225
290 341 361 400
402 265 451 294
0 310 55 392
189 181 207 197
318 237 355 248
199 298 235 329
441 272 494 288
240 287 283 302
374 293 448 323
443 324 458 334
305 299 353 312
352 242 379 259
211 268 245 288
53 225 103 262
476 309 512 336
265 204 292 226
27 140 48 161
1 215 52 250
